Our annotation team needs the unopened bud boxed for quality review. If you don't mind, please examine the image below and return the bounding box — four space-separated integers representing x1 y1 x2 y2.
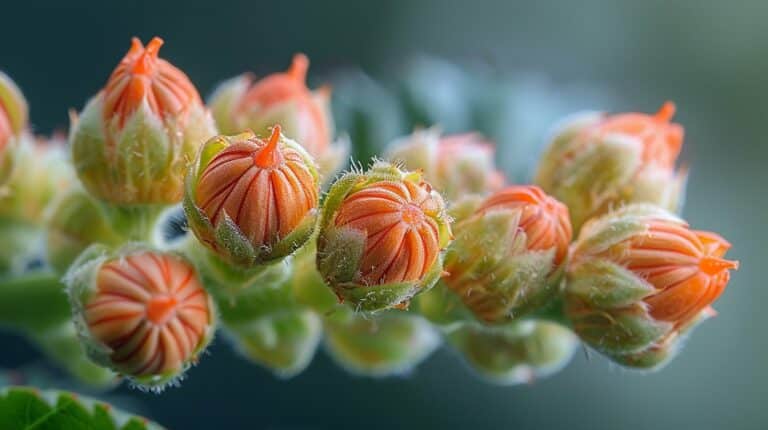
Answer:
184 126 319 268
385 128 505 201
209 54 347 176
535 102 686 231
448 320 578 385
443 186 572 323
564 204 738 367
71 37 217 205
324 311 440 377
317 162 452 311
67 246 216 389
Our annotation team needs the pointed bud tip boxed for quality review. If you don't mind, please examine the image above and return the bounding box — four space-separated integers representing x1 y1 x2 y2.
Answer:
699 256 739 276
253 125 283 168
289 53 309 82
655 101 676 122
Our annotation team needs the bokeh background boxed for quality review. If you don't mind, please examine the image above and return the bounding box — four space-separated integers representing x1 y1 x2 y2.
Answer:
1 0 765 428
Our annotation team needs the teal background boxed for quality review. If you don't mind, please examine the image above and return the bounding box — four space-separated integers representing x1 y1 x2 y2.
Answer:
0 1 764 428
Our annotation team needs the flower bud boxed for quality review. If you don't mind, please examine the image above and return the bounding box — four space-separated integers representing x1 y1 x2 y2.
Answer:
448 320 578 385
184 126 320 268
443 185 572 323
0 137 76 273
209 54 347 176
46 188 123 274
223 307 322 378
211 260 322 378
0 71 28 185
0 135 76 223
564 204 738 368
70 37 217 205
67 246 215 389
535 102 687 231
316 162 452 311
324 311 440 377
385 128 505 201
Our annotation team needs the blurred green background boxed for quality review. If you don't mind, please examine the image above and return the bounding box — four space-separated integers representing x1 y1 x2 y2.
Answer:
0 0 765 428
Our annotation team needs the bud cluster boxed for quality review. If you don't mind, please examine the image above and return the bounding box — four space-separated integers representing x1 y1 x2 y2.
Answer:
0 32 742 391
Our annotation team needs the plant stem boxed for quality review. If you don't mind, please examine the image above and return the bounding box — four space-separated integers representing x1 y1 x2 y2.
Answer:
103 204 166 243
0 272 71 334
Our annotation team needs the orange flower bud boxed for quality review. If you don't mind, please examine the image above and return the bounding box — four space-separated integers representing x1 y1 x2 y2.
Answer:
103 37 201 128
209 54 347 176
591 101 682 169
317 162 452 311
443 185 572 323
385 128 505 201
71 37 217 205
185 126 320 267
336 182 440 286
69 248 215 389
565 205 738 368
536 102 686 231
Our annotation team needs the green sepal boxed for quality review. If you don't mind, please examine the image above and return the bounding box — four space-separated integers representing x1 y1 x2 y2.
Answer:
447 320 578 385
534 112 602 192
445 210 562 322
567 259 657 309
555 135 643 231
323 312 440 377
223 309 322 378
212 262 322 378
568 304 672 355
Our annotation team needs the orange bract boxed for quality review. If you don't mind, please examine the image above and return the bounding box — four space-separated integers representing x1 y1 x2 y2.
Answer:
194 126 318 250
235 54 329 156
592 101 683 169
85 252 211 377
478 186 572 263
334 180 443 286
600 220 738 328
103 37 201 127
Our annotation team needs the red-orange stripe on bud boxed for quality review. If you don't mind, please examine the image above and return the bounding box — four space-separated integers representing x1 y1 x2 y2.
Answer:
85 252 211 377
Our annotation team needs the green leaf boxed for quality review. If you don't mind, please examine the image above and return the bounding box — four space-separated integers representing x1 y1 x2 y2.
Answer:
0 387 164 430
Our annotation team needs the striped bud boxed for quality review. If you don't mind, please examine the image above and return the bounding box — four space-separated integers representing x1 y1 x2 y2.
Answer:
443 186 572 323
535 102 686 231
317 162 452 311
184 126 319 268
71 37 217 205
209 54 347 176
67 246 215 389
564 204 738 369
385 128 505 201
448 320 578 385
